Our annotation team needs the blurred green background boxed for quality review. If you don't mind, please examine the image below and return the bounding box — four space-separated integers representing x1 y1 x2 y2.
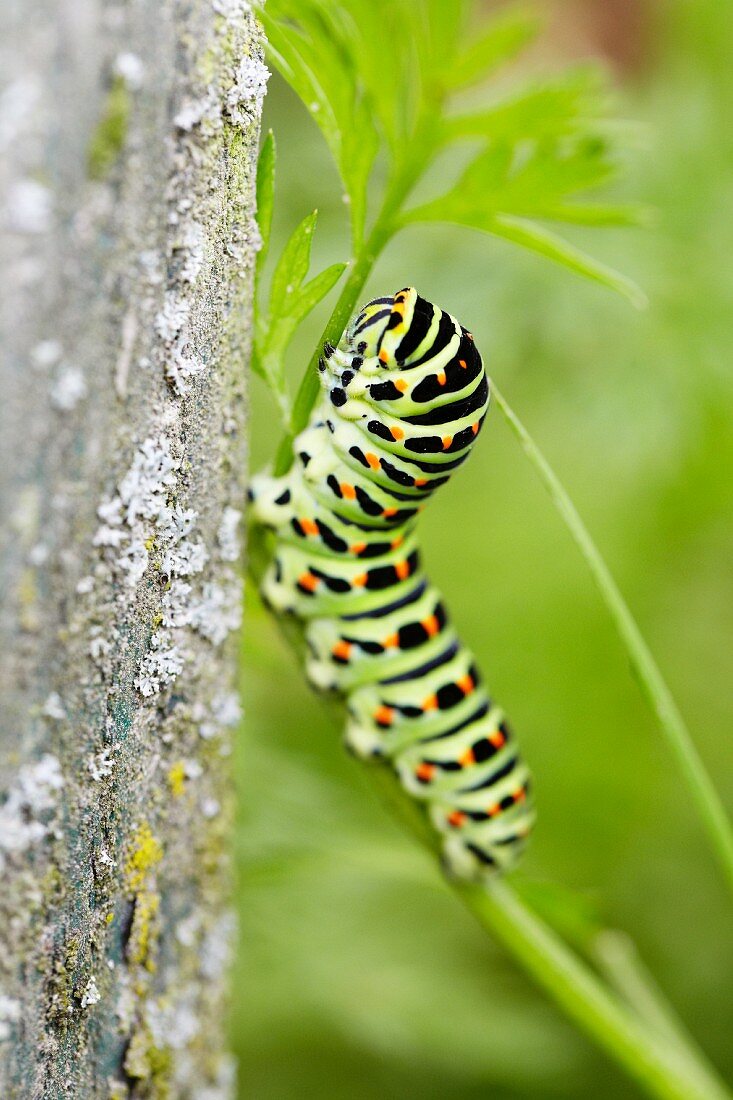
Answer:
233 1 733 1096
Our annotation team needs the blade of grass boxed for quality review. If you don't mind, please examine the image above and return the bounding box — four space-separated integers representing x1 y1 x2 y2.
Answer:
489 379 733 897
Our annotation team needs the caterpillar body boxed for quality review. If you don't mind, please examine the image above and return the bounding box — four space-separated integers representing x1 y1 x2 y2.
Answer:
250 288 534 878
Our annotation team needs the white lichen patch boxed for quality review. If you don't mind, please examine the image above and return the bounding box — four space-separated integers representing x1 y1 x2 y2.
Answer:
147 985 200 1051
0 994 21 1042
30 338 62 370
176 221 205 284
135 636 185 697
217 506 241 562
200 911 236 982
0 754 64 869
114 51 145 89
162 539 209 578
42 692 66 720
154 293 190 343
195 691 242 740
88 747 115 781
50 366 87 411
165 345 206 395
81 977 101 1008
190 575 242 646
174 93 220 134
162 580 193 627
225 57 269 124
213 0 251 17
5 177 53 234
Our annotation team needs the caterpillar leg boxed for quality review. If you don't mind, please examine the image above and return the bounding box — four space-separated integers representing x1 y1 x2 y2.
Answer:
259 554 298 614
248 472 295 528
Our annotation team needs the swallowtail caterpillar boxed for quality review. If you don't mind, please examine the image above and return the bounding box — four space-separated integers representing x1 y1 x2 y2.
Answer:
250 288 534 878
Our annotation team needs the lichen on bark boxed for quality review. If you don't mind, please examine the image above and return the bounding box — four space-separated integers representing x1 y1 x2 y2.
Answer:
0 1 264 1095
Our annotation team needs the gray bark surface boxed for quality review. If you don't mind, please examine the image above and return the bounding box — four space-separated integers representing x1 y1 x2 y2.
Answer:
0 2 264 1095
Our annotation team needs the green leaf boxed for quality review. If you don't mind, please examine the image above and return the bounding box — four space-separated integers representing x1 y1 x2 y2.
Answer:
443 69 607 144
444 7 540 90
261 0 379 248
489 215 647 307
265 262 346 365
255 130 276 274
290 263 347 325
527 203 653 228
269 210 318 321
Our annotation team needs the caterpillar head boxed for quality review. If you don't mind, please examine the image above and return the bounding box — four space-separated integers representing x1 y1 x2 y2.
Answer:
340 287 425 367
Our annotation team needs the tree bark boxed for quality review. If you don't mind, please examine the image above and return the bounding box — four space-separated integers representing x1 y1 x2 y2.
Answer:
0 2 264 1095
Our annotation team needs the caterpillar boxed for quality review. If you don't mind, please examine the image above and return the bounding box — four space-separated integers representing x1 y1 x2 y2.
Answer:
250 287 534 878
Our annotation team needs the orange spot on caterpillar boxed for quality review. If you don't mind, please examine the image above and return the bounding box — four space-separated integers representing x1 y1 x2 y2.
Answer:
298 572 317 593
437 370 446 386
416 762 436 783
456 674 474 695
374 705 395 727
390 425 404 441
458 358 468 368
378 349 389 363
422 694 438 712
487 803 501 818
353 572 368 587
340 483 356 500
447 811 467 829
513 788 527 804
414 478 427 487
423 615 439 637
300 519 318 536
365 452 380 470
489 729 506 749
458 748 475 767
383 632 399 648
350 541 367 555
332 640 352 661
390 535 403 549
394 378 408 393
471 422 479 436
382 507 398 518
442 436 453 449
395 560 410 580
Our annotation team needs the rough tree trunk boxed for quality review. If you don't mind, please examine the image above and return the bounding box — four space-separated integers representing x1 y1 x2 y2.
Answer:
0 2 264 1095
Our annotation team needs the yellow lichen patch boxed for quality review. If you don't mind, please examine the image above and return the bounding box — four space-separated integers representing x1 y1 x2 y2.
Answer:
129 890 160 971
124 822 163 893
167 761 186 798
123 1024 172 1091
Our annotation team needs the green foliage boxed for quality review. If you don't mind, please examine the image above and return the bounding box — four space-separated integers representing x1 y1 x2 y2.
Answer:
257 0 644 311
253 139 346 419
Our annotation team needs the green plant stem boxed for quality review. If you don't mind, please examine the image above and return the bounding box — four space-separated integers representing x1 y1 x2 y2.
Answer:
459 878 730 1100
490 380 733 899
592 929 702 1052
363 764 730 1100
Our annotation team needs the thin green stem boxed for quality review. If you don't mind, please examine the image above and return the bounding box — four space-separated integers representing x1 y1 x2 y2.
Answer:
592 929 703 1052
490 380 733 898
459 878 730 1100
363 764 729 1100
